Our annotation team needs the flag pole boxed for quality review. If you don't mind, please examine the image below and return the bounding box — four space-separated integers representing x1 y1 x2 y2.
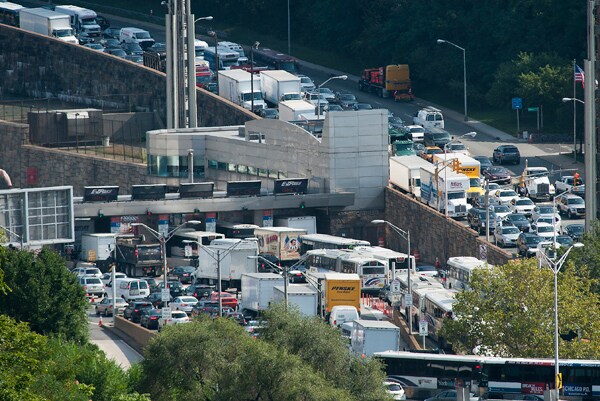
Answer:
573 59 577 162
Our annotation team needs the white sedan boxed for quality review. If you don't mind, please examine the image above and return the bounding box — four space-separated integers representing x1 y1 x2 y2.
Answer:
492 189 519 205
158 310 190 330
531 205 561 223
170 296 199 314
532 222 560 239
494 225 521 247
509 197 535 215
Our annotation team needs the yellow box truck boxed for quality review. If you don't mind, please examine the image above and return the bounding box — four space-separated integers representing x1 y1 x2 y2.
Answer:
323 273 361 313
433 152 484 200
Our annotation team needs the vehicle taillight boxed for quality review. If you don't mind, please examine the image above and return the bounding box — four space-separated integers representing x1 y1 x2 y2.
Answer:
181 303 187 307
83 285 87 290
134 309 139 312
150 316 158 320
134 249 139 258
333 320 336 326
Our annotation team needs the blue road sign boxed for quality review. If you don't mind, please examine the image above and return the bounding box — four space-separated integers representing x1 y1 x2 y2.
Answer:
512 97 523 110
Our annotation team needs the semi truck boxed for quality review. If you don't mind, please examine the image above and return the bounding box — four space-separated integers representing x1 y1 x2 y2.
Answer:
433 153 484 200
278 100 316 122
350 320 400 356
273 284 318 316
192 238 259 290
419 166 470 218
513 165 556 201
241 273 284 315
80 233 116 271
389 155 435 198
19 8 78 44
115 236 163 277
54 5 101 36
274 216 317 235
358 65 414 100
259 70 302 107
254 227 307 265
218 69 266 111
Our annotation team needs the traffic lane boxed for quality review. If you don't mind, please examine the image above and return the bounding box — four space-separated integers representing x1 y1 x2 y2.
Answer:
88 307 143 369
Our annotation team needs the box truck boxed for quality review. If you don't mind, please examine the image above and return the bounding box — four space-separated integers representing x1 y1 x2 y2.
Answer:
192 238 258 290
433 153 484 200
80 233 116 271
241 273 284 315
19 8 78 44
322 273 361 315
254 227 307 265
217 69 266 111
278 100 316 122
273 284 318 316
260 69 302 106
419 166 470 218
389 155 435 198
275 216 316 235
54 5 101 36
351 320 400 356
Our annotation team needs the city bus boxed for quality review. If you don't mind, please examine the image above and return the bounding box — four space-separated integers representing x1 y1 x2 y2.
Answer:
446 256 492 290
215 221 259 239
375 351 600 401
252 47 299 73
306 249 387 294
0 2 24 26
353 245 416 278
299 233 370 254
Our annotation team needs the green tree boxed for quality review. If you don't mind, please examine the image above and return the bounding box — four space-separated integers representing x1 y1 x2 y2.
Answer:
138 314 377 401
570 221 600 293
0 247 89 343
441 259 600 358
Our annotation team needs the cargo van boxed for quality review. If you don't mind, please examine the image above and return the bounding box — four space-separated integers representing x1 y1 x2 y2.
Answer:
329 305 359 328
115 278 150 301
119 27 154 49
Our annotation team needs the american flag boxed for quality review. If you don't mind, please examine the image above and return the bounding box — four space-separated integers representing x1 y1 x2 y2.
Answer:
575 64 585 88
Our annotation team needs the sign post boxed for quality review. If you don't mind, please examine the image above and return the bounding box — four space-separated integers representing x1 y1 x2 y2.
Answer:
528 106 540 131
419 320 428 349
512 97 522 135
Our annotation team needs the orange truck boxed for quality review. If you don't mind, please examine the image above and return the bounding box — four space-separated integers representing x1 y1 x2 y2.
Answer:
358 65 414 101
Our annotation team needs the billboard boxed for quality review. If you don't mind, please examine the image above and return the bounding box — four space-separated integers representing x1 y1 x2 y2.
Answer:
131 184 167 200
274 178 308 194
83 186 119 202
179 182 214 198
226 180 261 197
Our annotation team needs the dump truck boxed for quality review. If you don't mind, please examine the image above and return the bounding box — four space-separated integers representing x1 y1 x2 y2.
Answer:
115 236 163 277
358 65 414 100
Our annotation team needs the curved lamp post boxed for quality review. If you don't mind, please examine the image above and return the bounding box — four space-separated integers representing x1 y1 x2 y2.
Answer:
437 39 467 121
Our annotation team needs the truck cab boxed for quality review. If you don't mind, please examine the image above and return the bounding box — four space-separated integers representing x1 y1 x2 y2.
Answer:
413 106 444 129
516 166 556 201
120 27 155 49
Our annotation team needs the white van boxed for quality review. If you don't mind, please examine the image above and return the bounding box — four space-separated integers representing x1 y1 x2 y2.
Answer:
413 106 444 129
329 305 359 328
115 278 150 301
119 27 155 49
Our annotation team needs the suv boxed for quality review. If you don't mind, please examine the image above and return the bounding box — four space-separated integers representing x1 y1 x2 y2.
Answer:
401 125 425 142
423 128 452 148
467 208 495 234
171 266 195 284
492 144 520 165
123 301 154 323
557 194 586 218
157 280 185 297
79 276 105 297
516 233 544 257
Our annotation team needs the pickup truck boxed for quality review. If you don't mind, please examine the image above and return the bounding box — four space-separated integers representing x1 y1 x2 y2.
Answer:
554 176 585 197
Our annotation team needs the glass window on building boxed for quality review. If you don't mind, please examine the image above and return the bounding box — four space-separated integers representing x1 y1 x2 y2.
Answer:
237 165 248 174
247 166 257 176
268 170 278 178
228 163 237 172
258 168 268 177
208 160 218 170
279 171 288 178
217 162 228 171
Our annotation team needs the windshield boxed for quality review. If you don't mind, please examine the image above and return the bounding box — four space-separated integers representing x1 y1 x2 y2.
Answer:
557 236 573 245
516 199 534 205
526 236 543 245
504 147 519 153
510 214 528 221
569 225 584 234
242 92 263 101
500 190 517 197
55 29 73 37
340 94 356 101
538 226 554 233
300 77 312 84
538 207 554 214
568 198 584 205
469 178 480 187
279 61 297 73
81 18 97 26
136 31 151 39
448 192 465 200
450 143 466 150
502 227 520 235
433 133 450 140
494 205 510 213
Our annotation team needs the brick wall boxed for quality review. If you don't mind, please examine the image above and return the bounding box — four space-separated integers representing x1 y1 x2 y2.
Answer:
384 187 511 266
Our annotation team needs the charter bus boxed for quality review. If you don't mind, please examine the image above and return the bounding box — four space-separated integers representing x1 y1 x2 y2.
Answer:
306 249 387 294
375 351 600 401
203 46 240 71
0 2 24 26
422 289 457 349
252 47 299 73
299 233 370 254
353 246 416 278
446 256 492 290
167 229 225 258
215 221 259 239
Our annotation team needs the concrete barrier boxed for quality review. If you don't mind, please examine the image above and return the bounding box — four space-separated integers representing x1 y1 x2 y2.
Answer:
113 316 156 352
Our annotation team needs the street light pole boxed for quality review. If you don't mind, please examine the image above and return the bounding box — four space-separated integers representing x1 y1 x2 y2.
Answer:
562 97 584 162
250 41 260 113
437 39 467 121
538 241 584 400
249 255 309 310
317 75 348 118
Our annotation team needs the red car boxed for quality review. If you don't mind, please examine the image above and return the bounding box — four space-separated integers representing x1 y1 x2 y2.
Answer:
210 292 239 309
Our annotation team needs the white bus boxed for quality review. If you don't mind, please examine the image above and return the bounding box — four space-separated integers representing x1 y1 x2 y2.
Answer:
215 221 259 239
446 256 492 290
299 233 370 254
353 246 415 278
167 229 225 258
422 289 456 349
0 2 24 26
306 249 387 294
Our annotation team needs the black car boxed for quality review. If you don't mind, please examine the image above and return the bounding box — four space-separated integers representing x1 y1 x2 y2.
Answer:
563 223 584 241
467 208 496 234
105 48 127 58
258 108 279 119
157 280 185 297
185 283 215 299
504 213 531 232
473 156 493 173
124 301 154 323
516 233 544 257
101 38 121 49
423 128 452 148
492 144 521 165
147 291 172 308
353 102 373 111
139 308 161 330
171 266 195 284
121 42 144 56
556 235 574 247
146 42 167 57
482 166 512 185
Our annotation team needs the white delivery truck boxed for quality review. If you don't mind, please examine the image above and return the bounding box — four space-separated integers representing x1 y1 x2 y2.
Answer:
254 227 307 265
420 166 470 218
192 238 258 290
275 216 317 235
217 69 266 111
19 8 78 44
273 284 318 316
351 320 400 356
260 70 302 107
389 155 435 198
54 5 101 36
278 100 316 122
80 233 116 271
241 273 284 315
